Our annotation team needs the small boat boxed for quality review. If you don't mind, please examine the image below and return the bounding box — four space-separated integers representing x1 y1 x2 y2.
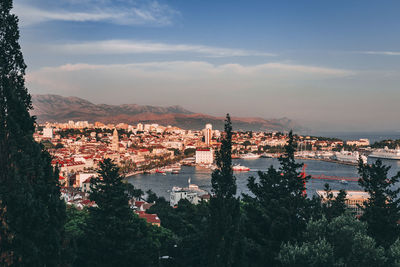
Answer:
232 164 250 171
172 170 180 174
156 169 165 174
261 153 273 158
340 180 348 185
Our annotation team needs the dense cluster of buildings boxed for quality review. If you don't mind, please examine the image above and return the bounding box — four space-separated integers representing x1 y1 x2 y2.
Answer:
34 120 373 221
35 120 372 181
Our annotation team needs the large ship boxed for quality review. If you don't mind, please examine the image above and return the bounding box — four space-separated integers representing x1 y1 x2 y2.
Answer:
333 150 367 164
240 153 260 159
369 147 400 160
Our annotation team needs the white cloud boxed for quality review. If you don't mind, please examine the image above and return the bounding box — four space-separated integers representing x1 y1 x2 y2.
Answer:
27 61 400 131
360 51 400 56
13 1 178 26
31 61 352 76
26 61 353 99
52 40 276 57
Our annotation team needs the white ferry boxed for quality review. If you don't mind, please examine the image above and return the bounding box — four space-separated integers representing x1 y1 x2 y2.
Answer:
369 147 400 160
240 153 260 159
333 150 367 164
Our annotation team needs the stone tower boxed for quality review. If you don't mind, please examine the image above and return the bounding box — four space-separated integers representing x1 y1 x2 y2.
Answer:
112 128 119 152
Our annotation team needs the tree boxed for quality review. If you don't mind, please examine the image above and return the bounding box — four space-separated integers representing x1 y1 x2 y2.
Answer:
184 148 196 156
358 159 400 248
146 189 158 203
126 182 144 200
62 206 88 265
242 140 251 148
388 239 400 267
148 197 210 267
279 214 387 267
321 184 347 220
79 159 158 266
0 0 65 265
207 114 241 267
278 238 335 267
242 131 313 265
55 142 64 149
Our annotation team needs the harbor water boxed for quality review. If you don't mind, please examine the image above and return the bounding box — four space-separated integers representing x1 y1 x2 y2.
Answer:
127 158 400 199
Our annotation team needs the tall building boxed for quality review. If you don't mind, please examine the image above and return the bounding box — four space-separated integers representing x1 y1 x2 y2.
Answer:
137 123 143 131
204 123 212 145
112 128 119 152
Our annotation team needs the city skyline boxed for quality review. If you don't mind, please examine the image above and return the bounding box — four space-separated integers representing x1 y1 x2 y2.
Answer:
14 0 400 132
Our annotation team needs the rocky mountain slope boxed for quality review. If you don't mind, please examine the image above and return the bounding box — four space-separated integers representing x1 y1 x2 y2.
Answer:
31 94 301 131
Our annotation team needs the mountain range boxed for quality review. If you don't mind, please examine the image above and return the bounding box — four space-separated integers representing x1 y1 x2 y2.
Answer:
31 94 301 131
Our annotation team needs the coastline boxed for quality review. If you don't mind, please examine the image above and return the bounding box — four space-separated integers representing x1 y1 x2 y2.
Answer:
294 156 359 166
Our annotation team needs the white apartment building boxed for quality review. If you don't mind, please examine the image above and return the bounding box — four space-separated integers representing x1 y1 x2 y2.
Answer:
43 127 53 139
195 148 214 164
169 184 208 206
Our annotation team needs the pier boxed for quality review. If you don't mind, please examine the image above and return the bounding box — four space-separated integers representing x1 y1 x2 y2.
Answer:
310 174 359 182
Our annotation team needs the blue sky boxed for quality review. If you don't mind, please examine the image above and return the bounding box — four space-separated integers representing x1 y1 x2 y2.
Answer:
13 0 400 131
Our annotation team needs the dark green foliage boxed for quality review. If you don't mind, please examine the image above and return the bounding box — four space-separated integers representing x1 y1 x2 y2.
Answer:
242 131 313 265
371 139 400 149
358 159 400 248
321 183 347 220
184 147 196 156
62 206 88 264
168 147 181 156
279 214 387 266
211 114 236 198
0 0 65 265
146 189 158 203
78 159 163 266
388 239 400 267
242 140 251 147
55 142 64 149
41 139 55 149
149 198 209 266
278 238 335 267
208 114 241 267
126 182 144 199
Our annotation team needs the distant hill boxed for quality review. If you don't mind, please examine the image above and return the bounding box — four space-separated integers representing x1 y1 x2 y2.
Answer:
31 94 301 131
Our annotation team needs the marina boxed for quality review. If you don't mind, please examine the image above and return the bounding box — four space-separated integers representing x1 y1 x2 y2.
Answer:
128 157 400 199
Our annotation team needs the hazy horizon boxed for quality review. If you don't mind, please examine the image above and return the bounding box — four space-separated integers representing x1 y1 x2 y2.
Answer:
15 1 400 132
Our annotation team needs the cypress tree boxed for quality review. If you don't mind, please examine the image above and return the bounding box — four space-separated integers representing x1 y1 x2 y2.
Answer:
0 0 65 265
207 114 241 267
321 184 347 220
242 131 312 265
80 159 156 266
358 159 400 248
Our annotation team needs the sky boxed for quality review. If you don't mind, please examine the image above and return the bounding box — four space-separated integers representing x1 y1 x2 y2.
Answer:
12 0 400 132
